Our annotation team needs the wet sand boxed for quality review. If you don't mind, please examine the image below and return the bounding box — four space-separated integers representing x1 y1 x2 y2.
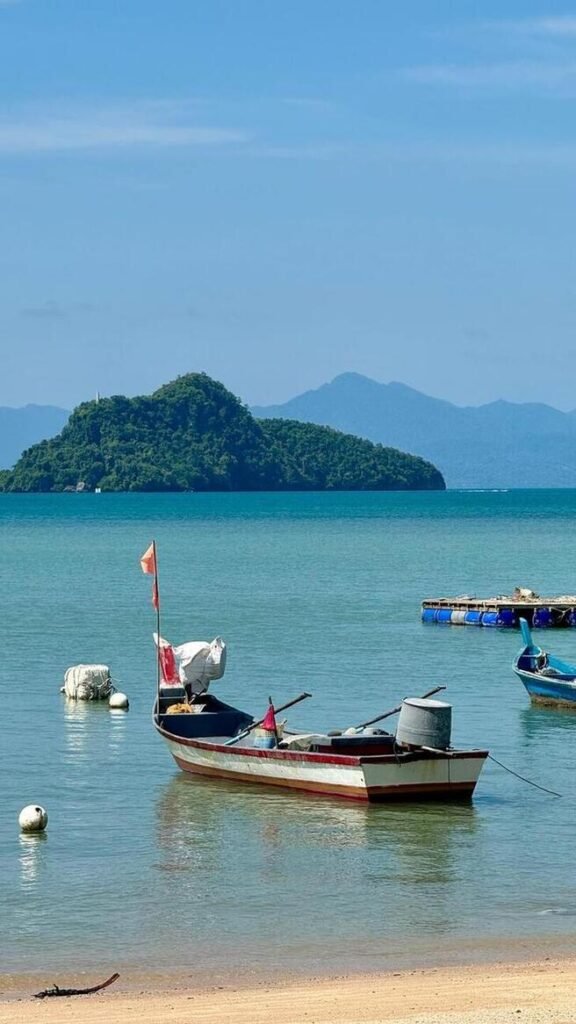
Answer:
2 959 576 1024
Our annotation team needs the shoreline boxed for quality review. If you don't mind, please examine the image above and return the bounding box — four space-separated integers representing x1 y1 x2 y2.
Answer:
3 957 576 1023
3 932 576 996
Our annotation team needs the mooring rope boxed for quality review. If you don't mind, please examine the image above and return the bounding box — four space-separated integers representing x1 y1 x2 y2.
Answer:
488 753 562 798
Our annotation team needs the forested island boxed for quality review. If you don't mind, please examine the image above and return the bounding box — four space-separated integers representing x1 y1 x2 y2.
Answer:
0 374 445 492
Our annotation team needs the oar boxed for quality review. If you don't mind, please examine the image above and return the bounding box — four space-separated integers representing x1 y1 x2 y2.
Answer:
224 691 312 746
352 685 446 732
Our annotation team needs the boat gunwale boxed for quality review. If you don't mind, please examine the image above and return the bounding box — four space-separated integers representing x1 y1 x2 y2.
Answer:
515 664 576 682
514 643 576 686
154 717 488 765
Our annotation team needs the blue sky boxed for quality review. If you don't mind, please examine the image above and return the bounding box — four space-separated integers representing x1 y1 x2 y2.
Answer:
2 1 576 410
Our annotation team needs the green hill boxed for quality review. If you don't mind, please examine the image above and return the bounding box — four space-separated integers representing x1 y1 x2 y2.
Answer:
0 374 445 492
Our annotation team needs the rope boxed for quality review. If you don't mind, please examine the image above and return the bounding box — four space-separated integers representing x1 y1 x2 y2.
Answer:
488 754 562 798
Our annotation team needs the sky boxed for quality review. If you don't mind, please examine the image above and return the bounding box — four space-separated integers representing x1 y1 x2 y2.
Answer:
1 1 576 411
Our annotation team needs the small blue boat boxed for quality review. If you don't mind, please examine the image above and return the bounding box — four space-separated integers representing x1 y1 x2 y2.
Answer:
514 618 576 706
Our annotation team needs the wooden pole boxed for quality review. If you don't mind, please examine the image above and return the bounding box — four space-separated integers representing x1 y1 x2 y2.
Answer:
225 692 311 746
153 539 161 704
353 685 446 730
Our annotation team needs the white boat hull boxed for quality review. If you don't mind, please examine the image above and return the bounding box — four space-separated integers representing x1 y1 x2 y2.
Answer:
157 728 487 802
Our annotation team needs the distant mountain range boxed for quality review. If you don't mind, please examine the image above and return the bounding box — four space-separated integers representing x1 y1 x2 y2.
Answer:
252 373 576 488
0 375 443 492
5 374 576 488
0 405 70 469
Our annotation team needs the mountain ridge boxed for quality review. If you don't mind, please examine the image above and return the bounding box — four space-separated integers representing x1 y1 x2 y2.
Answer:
0 374 444 492
252 374 576 488
0 404 70 470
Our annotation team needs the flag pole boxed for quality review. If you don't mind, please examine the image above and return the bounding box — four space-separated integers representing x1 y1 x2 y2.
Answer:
153 539 161 703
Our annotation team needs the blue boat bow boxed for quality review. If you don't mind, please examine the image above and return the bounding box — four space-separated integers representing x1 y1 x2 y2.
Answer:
514 618 576 706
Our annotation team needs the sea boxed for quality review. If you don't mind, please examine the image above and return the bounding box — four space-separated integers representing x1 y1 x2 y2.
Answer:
2 490 576 980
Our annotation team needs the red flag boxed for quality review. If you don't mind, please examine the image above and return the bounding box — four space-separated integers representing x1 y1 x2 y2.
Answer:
261 704 277 732
140 543 159 609
140 543 156 575
158 642 178 684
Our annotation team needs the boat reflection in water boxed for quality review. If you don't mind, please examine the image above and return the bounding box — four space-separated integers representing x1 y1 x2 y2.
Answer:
519 704 576 747
151 772 481 975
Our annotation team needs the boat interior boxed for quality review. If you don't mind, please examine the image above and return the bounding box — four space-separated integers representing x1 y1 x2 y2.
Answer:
156 690 398 756
516 648 576 681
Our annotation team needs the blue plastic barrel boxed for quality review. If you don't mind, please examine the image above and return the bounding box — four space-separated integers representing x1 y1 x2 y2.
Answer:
569 608 576 627
436 609 453 624
533 607 552 628
464 610 482 625
481 611 498 627
497 609 516 628
421 608 436 623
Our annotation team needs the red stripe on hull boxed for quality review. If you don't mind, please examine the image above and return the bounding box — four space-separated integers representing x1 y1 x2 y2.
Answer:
155 722 487 768
172 755 477 802
155 723 359 764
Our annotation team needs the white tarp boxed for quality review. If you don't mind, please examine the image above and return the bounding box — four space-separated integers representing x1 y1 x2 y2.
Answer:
64 664 112 700
154 634 226 694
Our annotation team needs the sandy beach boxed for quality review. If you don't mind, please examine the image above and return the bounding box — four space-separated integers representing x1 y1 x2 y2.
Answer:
2 959 576 1024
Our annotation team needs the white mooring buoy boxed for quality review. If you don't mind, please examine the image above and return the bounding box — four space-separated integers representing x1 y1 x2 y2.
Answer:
19 805 48 833
109 692 129 710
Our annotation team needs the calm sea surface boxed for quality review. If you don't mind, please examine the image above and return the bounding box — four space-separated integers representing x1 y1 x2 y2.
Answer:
2 490 576 978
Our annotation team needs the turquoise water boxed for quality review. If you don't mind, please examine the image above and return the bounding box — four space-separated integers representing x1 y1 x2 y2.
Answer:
2 490 576 977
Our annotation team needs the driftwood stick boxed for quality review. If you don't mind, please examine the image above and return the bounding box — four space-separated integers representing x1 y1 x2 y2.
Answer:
34 972 120 999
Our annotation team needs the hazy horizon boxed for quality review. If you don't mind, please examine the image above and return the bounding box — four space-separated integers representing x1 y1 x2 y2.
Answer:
2 369 575 416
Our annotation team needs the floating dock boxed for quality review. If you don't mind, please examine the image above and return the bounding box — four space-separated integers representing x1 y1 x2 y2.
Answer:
422 590 576 628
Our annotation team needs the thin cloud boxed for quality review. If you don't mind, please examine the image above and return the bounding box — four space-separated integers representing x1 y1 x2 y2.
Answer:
243 138 576 169
395 140 576 167
20 301 97 319
403 61 576 93
280 97 336 111
21 302 66 320
495 16 576 36
0 100 249 154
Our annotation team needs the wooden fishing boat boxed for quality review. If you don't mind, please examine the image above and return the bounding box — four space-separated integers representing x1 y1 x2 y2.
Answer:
141 542 488 802
514 618 576 707
153 689 488 802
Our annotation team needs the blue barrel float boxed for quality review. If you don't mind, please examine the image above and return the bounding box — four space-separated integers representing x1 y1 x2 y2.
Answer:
421 608 437 623
464 610 483 626
497 609 517 628
435 609 453 624
569 608 576 627
481 611 498 627
533 607 552 628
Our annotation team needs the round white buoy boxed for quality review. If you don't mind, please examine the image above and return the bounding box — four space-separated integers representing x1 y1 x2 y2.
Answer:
109 692 129 709
19 805 48 833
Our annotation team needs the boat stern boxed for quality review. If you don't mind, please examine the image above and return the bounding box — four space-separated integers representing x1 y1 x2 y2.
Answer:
361 750 488 801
